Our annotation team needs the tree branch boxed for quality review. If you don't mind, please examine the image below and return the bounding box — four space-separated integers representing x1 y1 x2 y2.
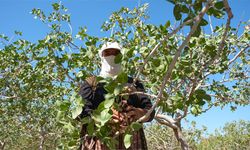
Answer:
0 95 18 100
137 0 213 123
209 94 250 104
201 76 250 88
208 15 214 35
155 114 178 129
134 16 195 82
213 0 233 62
228 45 250 66
119 91 158 99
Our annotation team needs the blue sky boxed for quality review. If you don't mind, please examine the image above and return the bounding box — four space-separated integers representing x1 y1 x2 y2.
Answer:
0 0 249 133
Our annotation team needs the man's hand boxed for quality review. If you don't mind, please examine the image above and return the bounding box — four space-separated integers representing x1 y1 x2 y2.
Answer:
110 107 127 133
125 106 148 122
111 107 124 123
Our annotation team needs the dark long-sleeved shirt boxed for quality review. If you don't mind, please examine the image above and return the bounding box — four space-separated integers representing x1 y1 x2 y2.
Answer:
78 77 155 121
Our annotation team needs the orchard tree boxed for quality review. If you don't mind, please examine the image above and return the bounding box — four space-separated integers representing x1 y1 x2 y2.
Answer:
0 0 249 149
197 120 250 150
145 120 250 150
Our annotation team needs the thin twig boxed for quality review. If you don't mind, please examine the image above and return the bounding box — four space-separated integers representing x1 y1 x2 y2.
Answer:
214 0 233 61
119 91 158 98
0 95 18 100
155 114 178 129
68 41 80 50
201 76 250 88
228 45 249 66
208 15 214 35
68 23 73 35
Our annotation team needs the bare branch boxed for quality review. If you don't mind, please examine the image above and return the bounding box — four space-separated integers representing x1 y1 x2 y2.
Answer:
235 21 242 36
134 42 161 81
156 114 177 124
214 0 233 61
209 94 250 104
199 102 218 114
119 91 158 99
68 23 73 35
208 15 214 35
173 127 189 150
155 114 178 129
67 41 80 50
177 78 197 121
195 0 234 84
201 76 250 88
223 0 233 19
156 113 190 150
228 45 250 66
0 95 18 100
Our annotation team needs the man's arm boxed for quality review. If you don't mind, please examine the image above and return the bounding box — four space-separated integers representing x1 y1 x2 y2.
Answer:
77 81 95 119
127 79 155 122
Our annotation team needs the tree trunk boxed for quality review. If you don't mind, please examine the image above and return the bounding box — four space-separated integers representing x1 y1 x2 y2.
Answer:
0 141 5 150
39 134 45 150
39 126 45 150
173 128 189 150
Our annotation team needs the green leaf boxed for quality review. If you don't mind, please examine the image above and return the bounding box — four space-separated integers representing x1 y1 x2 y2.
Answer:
165 20 171 28
114 86 122 96
215 1 224 10
114 53 122 64
191 106 198 115
104 80 116 93
140 46 147 53
63 122 75 133
56 111 64 121
200 18 208 26
192 26 201 37
195 89 206 96
87 121 95 135
116 72 127 83
124 134 132 149
203 94 211 102
173 5 182 21
194 1 202 12
72 106 82 119
181 5 189 13
56 100 71 111
213 10 224 19
103 97 114 108
183 16 193 26
52 3 60 11
166 0 175 5
100 109 112 126
68 140 77 147
93 108 112 126
207 7 215 16
103 137 117 150
14 31 22 36
198 100 205 106
152 59 161 67
131 122 142 131
190 105 201 116
149 38 156 47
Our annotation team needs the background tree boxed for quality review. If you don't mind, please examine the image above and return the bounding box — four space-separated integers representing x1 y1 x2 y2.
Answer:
0 0 249 149
197 120 250 150
145 120 250 150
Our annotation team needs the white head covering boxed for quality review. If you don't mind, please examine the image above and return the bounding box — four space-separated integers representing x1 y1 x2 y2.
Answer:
99 42 122 78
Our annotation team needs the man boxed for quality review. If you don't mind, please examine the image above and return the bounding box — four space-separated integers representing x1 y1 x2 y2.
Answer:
78 42 155 150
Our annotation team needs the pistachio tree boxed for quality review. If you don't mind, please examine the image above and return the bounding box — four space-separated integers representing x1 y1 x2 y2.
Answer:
0 0 249 149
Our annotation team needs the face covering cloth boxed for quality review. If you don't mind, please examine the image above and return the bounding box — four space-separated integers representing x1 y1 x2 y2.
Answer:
100 55 121 78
